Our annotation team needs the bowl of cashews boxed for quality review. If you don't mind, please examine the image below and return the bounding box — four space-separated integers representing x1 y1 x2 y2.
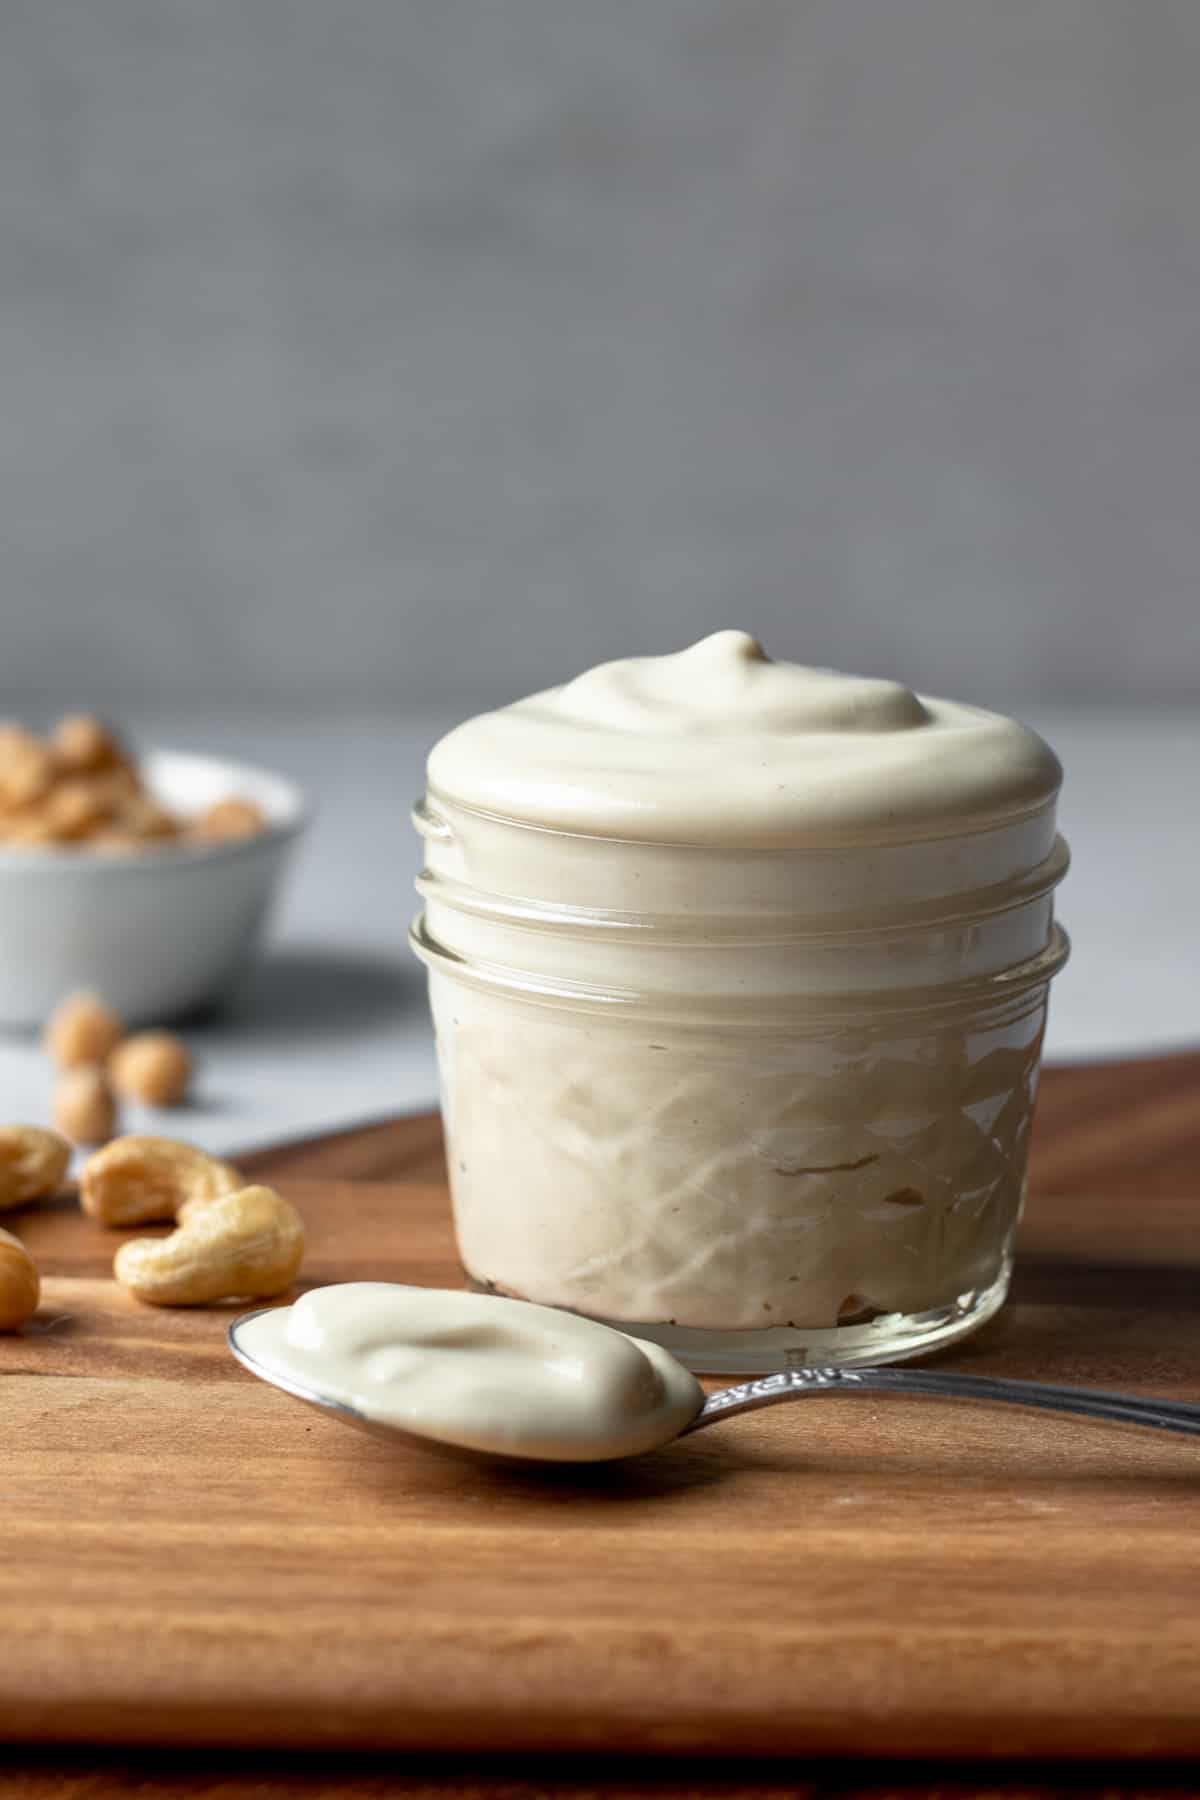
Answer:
0 715 307 1026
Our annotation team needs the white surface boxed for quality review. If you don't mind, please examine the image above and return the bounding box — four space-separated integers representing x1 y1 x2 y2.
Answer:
0 705 1195 1161
0 750 305 1026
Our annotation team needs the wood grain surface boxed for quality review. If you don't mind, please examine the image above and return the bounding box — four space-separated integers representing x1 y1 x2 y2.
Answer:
2 1051 1200 1795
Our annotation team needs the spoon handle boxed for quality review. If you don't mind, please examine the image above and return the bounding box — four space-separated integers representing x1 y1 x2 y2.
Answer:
689 1367 1200 1438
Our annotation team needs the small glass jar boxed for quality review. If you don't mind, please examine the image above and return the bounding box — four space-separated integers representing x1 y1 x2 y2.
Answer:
411 791 1069 1373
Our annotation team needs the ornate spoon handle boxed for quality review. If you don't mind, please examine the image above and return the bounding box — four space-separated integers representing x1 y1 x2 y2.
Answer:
687 1366 1200 1438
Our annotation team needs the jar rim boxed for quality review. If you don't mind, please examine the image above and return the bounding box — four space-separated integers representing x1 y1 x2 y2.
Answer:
416 789 1061 854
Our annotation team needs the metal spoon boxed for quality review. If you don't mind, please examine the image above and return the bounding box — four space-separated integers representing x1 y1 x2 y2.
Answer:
228 1308 1200 1463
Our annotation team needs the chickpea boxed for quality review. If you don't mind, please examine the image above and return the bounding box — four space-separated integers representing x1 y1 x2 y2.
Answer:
109 1032 192 1108
45 991 125 1070
53 1065 118 1145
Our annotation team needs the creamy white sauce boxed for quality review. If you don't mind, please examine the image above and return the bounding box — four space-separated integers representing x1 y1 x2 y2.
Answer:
428 629 1061 847
415 632 1067 1342
237 1282 704 1462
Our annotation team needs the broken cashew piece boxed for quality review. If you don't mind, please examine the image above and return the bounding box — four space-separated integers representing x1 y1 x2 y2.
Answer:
114 1185 305 1307
79 1135 242 1226
0 1225 40 1330
0 1125 71 1211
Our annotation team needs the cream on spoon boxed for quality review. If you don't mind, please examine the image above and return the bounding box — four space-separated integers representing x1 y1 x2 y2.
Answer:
231 1283 703 1462
230 1283 1200 1464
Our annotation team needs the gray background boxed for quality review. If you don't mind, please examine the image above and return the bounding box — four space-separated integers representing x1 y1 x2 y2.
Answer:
2 0 1199 711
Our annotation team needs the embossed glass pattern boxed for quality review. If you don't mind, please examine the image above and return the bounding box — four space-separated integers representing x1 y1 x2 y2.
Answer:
412 798 1068 1373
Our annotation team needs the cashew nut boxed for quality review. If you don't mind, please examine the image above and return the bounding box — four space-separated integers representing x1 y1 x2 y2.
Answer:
0 1125 71 1211
80 1135 242 1226
0 723 55 810
0 1225 40 1330
114 1185 305 1306
51 713 127 776
189 797 267 842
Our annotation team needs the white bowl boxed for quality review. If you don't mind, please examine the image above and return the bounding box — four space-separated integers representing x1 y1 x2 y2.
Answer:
0 749 308 1027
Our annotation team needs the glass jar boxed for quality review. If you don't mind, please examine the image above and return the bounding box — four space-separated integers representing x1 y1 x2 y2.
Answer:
411 793 1069 1373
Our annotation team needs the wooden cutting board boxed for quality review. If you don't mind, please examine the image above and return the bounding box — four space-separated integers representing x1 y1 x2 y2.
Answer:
4 1058 1200 1762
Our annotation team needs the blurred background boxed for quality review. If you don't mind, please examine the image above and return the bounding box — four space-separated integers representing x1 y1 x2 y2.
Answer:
1 0 1198 1147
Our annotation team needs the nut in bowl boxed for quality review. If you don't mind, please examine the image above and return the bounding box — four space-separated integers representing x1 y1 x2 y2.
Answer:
0 741 308 1026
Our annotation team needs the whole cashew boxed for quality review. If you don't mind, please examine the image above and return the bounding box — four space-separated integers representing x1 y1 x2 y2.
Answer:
0 1125 71 1211
80 1135 242 1226
113 1185 305 1306
0 1224 40 1330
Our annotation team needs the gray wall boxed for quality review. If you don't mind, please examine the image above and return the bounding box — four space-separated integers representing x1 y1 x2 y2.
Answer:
2 0 1199 710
